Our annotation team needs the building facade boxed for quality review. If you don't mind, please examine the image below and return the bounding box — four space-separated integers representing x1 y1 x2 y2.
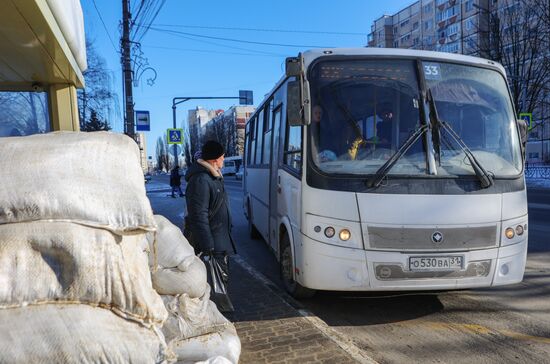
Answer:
202 105 255 157
367 0 489 56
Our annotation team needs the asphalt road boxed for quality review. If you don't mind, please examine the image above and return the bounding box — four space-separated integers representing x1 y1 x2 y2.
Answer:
148 174 550 364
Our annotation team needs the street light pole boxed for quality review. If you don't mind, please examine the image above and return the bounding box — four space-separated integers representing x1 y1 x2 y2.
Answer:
171 95 249 167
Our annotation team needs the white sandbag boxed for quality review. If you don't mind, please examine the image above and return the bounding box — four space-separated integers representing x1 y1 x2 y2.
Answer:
161 287 229 343
152 255 207 297
170 325 241 364
0 132 155 233
148 215 195 268
193 356 233 364
0 304 174 364
0 221 167 326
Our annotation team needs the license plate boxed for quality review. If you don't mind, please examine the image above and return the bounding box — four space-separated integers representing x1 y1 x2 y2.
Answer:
409 256 463 271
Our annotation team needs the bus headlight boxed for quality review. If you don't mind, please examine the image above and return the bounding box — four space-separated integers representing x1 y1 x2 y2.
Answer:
505 227 515 239
501 217 527 246
339 229 351 241
515 225 524 236
324 227 335 238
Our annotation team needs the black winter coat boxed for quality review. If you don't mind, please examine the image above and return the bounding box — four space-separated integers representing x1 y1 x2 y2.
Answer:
185 161 235 254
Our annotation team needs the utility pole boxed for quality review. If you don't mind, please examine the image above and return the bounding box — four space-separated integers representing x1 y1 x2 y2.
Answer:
122 0 135 140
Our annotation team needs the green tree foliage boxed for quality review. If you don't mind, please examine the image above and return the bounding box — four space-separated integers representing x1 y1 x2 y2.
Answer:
81 109 111 131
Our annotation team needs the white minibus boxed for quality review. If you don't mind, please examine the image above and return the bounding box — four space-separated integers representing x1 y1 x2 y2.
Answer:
243 48 528 298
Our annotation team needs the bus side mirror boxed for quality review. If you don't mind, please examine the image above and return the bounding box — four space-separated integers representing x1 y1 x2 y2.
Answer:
287 80 302 126
517 118 527 161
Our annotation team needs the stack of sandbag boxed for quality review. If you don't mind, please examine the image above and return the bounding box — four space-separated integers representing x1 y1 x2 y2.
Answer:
149 215 241 364
0 132 171 363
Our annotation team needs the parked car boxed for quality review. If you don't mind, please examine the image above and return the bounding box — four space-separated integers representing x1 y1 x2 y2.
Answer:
235 169 243 180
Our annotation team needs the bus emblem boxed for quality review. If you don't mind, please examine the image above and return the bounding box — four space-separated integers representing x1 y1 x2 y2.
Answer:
432 231 444 244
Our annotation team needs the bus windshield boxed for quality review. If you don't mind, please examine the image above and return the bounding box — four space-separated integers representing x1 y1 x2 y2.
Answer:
308 58 522 178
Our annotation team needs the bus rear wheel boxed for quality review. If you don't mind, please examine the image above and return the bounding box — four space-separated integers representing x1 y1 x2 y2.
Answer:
280 234 315 299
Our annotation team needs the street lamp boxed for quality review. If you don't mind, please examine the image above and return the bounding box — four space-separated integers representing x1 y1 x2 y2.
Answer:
171 92 253 166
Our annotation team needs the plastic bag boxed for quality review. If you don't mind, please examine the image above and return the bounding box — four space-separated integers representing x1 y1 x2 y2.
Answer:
204 254 234 312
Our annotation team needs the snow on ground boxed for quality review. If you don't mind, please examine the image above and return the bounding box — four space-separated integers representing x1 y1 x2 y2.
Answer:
145 181 170 193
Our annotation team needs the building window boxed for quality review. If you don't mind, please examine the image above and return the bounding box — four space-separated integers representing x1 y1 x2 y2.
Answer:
448 23 459 36
423 3 433 13
424 19 433 30
400 19 410 27
394 40 399 47
0 91 50 137
413 22 419 30
465 0 474 12
466 18 475 31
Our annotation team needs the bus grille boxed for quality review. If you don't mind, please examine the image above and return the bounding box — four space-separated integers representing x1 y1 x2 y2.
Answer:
367 225 498 251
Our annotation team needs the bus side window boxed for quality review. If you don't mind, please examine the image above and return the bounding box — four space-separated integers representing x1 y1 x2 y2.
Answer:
249 116 257 166
255 109 264 165
283 119 302 174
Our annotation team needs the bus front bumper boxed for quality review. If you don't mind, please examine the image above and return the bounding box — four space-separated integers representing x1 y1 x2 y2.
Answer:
296 234 527 291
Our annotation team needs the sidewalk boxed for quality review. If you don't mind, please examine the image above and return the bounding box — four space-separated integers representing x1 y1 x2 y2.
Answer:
147 189 363 363
228 257 359 364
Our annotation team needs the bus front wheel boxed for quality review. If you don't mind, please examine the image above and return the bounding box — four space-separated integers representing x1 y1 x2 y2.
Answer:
280 234 315 299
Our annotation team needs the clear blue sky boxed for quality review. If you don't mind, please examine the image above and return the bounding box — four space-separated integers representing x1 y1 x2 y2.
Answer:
81 0 414 157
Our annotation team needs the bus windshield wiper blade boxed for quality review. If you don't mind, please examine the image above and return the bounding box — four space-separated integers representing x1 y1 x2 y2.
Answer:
427 89 493 188
366 124 429 188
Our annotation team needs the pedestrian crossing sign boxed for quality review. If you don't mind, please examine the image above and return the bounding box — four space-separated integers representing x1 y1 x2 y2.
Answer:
167 128 184 144
519 113 533 130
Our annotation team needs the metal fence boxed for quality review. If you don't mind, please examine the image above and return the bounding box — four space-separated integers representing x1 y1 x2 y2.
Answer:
525 163 550 179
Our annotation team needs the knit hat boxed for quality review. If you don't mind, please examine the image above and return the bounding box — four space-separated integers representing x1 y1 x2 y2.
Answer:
201 140 224 160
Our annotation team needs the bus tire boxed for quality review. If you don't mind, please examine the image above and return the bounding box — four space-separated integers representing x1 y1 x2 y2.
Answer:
280 233 315 299
247 201 261 240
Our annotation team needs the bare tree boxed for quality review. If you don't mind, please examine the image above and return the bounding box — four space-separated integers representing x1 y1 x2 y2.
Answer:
78 40 118 131
476 0 550 124
155 136 170 172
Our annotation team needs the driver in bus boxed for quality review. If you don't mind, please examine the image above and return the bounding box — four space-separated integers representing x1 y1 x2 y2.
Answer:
311 105 338 162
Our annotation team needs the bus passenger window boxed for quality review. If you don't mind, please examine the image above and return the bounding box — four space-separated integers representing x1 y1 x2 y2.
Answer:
284 124 302 173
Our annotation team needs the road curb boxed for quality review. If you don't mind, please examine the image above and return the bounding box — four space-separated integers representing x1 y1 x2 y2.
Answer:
232 255 379 364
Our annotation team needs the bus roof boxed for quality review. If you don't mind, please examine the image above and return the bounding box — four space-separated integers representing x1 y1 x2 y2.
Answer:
301 48 506 74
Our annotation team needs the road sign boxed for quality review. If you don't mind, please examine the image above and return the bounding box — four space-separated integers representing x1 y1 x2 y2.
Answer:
239 90 253 105
519 113 533 130
167 128 183 144
136 110 150 131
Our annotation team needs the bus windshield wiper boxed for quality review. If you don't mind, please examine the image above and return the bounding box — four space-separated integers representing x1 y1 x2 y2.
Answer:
427 89 493 188
366 124 429 188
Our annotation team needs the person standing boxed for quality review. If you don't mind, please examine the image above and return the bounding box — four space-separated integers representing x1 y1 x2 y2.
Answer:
170 166 184 198
184 140 236 311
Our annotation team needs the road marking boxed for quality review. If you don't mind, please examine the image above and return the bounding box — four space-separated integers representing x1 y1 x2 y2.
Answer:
232 255 378 364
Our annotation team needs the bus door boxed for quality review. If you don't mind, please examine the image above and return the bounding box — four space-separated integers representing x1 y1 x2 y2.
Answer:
268 105 283 251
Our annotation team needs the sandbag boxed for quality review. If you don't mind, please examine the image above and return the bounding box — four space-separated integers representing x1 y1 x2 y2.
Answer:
194 356 233 364
161 287 229 343
152 255 207 297
0 304 174 364
170 325 241 364
148 215 195 268
0 132 155 233
0 221 167 326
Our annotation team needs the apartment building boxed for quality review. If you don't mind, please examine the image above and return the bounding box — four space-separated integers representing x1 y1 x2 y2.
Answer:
367 0 489 55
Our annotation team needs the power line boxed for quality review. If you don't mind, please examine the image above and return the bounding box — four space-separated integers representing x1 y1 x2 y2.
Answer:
142 23 367 36
91 0 119 53
142 44 285 58
148 27 336 48
148 28 286 56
